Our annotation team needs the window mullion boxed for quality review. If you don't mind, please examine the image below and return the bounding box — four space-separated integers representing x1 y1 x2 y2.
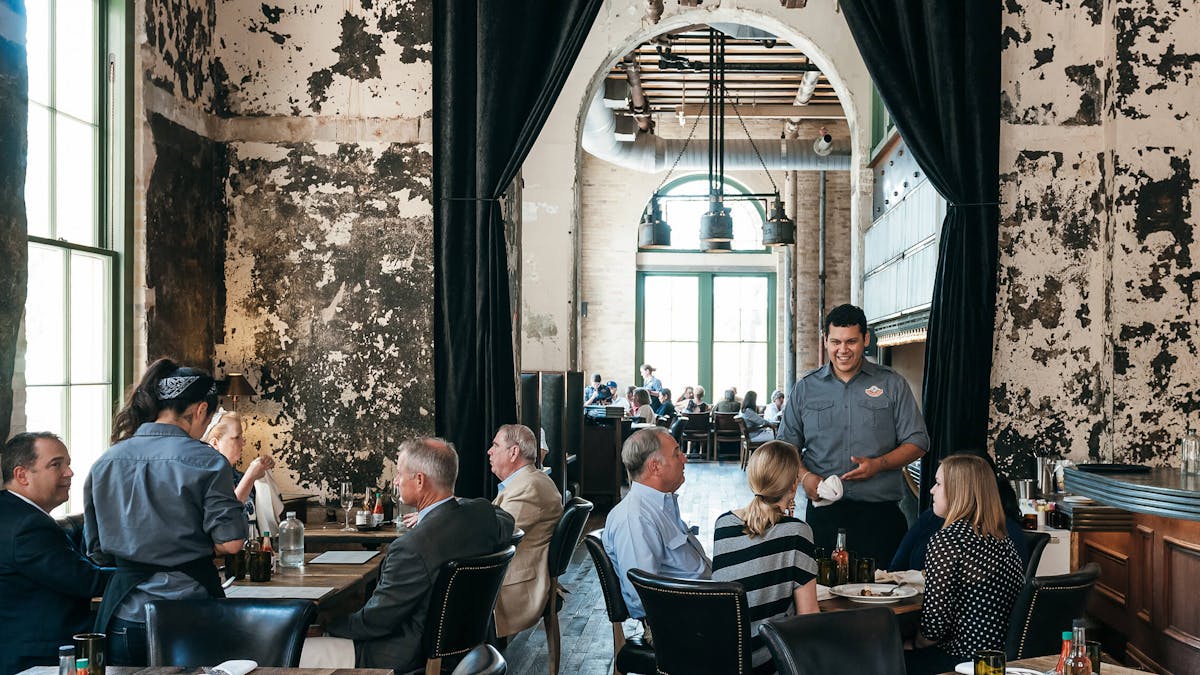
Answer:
698 274 714 396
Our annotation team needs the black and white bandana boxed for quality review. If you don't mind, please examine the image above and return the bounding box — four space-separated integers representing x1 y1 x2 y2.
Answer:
157 374 217 401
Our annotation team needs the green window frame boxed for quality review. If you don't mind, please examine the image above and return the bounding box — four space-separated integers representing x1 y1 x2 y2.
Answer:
23 0 127 514
634 271 776 399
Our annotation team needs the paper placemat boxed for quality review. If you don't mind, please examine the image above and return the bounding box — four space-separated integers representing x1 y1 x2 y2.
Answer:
309 550 381 564
226 585 333 600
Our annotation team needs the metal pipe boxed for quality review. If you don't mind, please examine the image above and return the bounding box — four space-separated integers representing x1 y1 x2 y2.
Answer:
783 71 822 137
817 170 827 363
784 168 797 390
623 59 653 133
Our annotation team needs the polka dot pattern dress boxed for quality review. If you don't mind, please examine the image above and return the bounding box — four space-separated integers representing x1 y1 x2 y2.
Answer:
920 519 1024 659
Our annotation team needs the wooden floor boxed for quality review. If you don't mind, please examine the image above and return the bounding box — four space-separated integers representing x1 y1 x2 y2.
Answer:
504 460 752 675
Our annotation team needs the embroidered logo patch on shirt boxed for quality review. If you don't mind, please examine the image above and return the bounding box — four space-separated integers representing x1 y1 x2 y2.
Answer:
865 385 884 398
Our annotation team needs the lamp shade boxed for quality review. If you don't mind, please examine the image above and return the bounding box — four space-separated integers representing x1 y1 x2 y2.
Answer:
638 199 672 248
762 196 796 246
222 373 257 398
703 240 733 253
699 198 734 242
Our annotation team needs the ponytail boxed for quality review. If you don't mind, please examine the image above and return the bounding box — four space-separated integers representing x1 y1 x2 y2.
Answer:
741 440 803 538
110 358 218 443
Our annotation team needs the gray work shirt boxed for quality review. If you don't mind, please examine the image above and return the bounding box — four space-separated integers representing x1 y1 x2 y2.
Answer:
777 361 929 503
84 423 247 620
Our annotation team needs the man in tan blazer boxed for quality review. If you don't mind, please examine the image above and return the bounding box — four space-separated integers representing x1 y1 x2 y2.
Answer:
488 424 564 638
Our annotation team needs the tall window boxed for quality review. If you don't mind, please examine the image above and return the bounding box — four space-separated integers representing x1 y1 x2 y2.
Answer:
645 175 766 251
24 0 116 513
637 273 775 399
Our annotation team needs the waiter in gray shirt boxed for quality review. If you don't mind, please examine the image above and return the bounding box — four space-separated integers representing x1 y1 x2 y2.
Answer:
778 304 929 565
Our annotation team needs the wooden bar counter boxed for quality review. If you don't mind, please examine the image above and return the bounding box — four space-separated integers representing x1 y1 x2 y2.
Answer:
1063 467 1200 673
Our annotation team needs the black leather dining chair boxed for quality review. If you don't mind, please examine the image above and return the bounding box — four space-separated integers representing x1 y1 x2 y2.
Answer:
145 598 316 667
627 568 753 675
421 545 515 675
1004 563 1101 660
1021 530 1052 580
581 531 656 675
543 497 593 675
449 644 506 675
759 607 905 675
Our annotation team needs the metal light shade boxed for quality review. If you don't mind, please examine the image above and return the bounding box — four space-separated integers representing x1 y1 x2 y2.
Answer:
638 198 672 248
762 195 796 246
703 239 733 253
699 198 734 242
223 373 257 398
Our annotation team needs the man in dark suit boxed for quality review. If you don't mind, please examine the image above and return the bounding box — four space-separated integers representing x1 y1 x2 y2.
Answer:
304 437 514 671
1 432 110 675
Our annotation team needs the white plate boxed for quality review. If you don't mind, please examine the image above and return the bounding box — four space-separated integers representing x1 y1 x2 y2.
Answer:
830 583 917 603
953 663 1045 675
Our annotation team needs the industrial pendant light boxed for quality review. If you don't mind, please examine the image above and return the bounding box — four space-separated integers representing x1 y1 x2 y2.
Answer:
700 29 734 245
637 197 672 248
762 194 796 246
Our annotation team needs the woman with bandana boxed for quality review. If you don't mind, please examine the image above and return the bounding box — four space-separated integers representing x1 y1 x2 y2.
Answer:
84 358 247 666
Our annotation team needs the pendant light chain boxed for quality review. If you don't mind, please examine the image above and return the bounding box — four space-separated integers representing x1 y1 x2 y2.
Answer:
652 98 708 196
729 95 779 194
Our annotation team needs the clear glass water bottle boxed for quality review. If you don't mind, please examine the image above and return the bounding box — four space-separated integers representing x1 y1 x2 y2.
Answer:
58 645 76 675
279 511 305 567
1181 427 1200 476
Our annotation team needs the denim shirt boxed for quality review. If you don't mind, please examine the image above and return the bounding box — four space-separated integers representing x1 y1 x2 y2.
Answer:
602 481 712 619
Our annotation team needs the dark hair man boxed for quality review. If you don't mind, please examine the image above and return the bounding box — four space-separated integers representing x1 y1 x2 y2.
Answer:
0 432 110 675
777 304 929 565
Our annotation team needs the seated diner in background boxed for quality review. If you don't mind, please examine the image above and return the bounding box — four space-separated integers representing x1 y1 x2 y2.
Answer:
0 432 111 675
631 388 656 424
888 449 1029 572
654 387 676 418
763 389 785 423
714 388 741 414
674 385 695 405
713 440 818 675
904 455 1025 675
488 424 563 640
85 359 247 667
614 385 636 415
603 428 711 623
302 437 515 670
584 373 613 406
682 385 709 413
736 391 774 443
202 408 276 528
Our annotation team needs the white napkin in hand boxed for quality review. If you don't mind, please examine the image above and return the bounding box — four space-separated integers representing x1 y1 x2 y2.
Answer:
815 584 834 601
212 660 257 675
811 475 844 507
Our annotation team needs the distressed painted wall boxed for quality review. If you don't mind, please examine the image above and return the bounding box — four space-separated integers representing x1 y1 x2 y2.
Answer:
219 140 433 493
0 0 26 441
144 113 228 368
992 0 1200 473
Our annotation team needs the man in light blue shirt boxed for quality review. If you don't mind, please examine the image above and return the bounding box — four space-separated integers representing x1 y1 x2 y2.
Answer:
603 428 711 620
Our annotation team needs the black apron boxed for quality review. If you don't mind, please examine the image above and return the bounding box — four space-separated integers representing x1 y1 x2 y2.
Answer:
95 556 224 631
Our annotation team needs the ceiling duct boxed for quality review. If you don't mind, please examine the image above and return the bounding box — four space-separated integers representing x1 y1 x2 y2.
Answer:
582 89 851 173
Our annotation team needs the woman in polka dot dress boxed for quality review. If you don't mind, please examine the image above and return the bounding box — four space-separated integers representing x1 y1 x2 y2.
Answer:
904 454 1025 675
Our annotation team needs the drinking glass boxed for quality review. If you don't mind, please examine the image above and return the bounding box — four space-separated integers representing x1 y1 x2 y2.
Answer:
1086 641 1101 673
974 650 1004 675
856 557 876 584
339 481 356 531
817 558 836 586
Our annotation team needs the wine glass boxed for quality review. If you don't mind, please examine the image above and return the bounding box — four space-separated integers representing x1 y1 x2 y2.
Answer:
339 481 355 531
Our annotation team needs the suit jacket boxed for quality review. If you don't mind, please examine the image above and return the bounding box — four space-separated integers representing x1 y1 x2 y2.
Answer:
0 490 111 675
327 497 514 671
492 466 563 637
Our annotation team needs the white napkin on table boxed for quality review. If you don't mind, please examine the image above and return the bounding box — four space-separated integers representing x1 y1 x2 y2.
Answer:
212 659 257 675
811 475 844 507
875 569 925 593
815 584 834 601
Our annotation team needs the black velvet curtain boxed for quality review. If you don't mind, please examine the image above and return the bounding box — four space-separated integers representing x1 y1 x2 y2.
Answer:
840 2 1001 510
433 0 602 498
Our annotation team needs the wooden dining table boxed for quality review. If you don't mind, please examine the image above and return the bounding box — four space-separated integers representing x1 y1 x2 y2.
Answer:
223 551 384 614
818 589 923 637
938 653 1146 674
303 521 406 549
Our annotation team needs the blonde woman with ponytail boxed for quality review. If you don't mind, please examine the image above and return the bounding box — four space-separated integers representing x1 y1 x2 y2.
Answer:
713 441 819 674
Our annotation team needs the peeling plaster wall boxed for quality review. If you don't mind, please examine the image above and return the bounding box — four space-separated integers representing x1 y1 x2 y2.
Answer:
0 0 26 441
130 0 434 497
219 140 433 494
520 0 873 373
993 0 1200 473
144 113 228 368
